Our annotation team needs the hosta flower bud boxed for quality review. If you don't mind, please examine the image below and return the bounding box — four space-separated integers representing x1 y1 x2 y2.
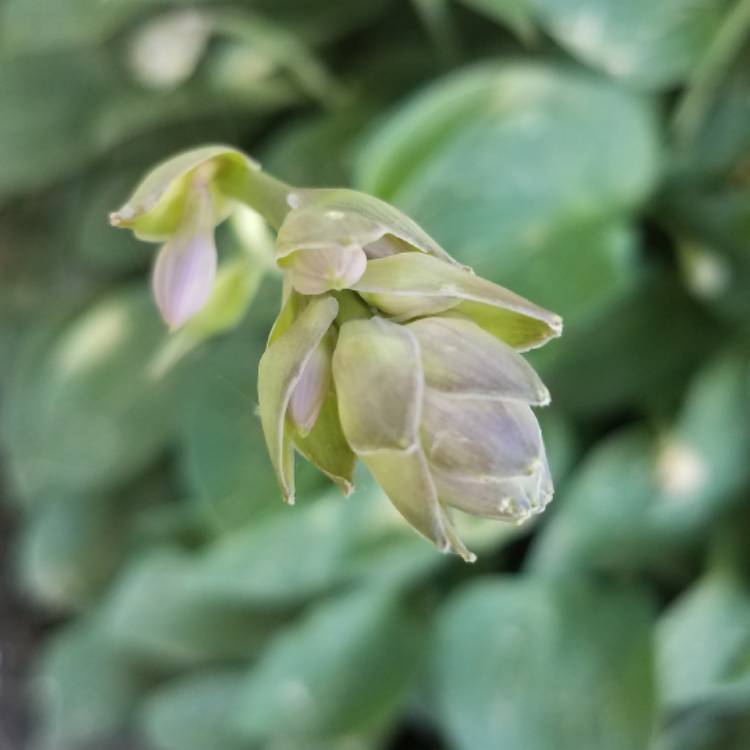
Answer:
274 188 461 296
331 315 554 560
111 145 293 327
151 184 218 329
110 145 254 240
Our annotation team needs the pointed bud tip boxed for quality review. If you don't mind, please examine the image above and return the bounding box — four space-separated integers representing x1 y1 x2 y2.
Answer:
336 479 354 497
438 538 477 563
109 210 129 227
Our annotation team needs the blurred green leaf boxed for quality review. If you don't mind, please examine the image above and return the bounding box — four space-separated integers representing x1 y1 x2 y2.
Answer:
529 350 750 573
0 0 391 54
500 220 639 337
432 577 656 750
457 0 534 39
262 110 371 188
356 62 659 268
662 184 750 323
0 47 300 199
96 482 474 666
140 670 249 750
538 273 723 418
658 564 750 708
669 48 750 181
530 0 727 90
1 0 142 53
99 547 291 667
232 587 421 742
2 284 182 502
656 677 750 750
16 494 128 612
96 489 357 665
31 618 143 750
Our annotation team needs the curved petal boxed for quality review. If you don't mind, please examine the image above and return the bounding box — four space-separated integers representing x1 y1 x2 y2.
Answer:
332 317 423 454
258 295 339 503
365 447 475 562
358 291 459 321
353 253 562 350
152 225 217 330
420 389 545 479
110 145 253 240
276 188 459 265
288 337 332 436
294 386 355 496
432 455 554 522
283 246 368 295
408 316 550 404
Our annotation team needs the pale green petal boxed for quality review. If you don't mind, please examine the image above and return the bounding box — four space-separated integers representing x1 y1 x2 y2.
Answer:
258 295 339 503
275 204 383 262
110 145 254 241
359 291 458 320
332 317 423 454
420 389 544 479
365 447 476 562
282 246 368 295
276 188 459 264
353 254 562 350
294 387 356 496
408 316 550 404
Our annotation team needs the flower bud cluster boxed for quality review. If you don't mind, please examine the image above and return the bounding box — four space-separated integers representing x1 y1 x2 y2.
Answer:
260 188 562 560
112 147 562 560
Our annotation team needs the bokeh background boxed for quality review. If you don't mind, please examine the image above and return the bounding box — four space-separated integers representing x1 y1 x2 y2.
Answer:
2 1 750 749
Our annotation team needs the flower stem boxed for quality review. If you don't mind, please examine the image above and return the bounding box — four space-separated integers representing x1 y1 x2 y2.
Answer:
223 165 294 231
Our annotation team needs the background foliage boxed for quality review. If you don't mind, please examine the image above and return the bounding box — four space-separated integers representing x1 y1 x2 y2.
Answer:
1 1 750 749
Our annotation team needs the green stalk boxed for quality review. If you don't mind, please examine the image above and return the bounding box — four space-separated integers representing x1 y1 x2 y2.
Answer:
223 166 294 232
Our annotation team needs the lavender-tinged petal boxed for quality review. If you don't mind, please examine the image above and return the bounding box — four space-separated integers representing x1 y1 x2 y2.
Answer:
408 316 550 404
285 246 368 295
365 447 476 562
420 389 544 479
258 295 339 503
288 338 331 436
152 227 218 329
432 458 554 522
